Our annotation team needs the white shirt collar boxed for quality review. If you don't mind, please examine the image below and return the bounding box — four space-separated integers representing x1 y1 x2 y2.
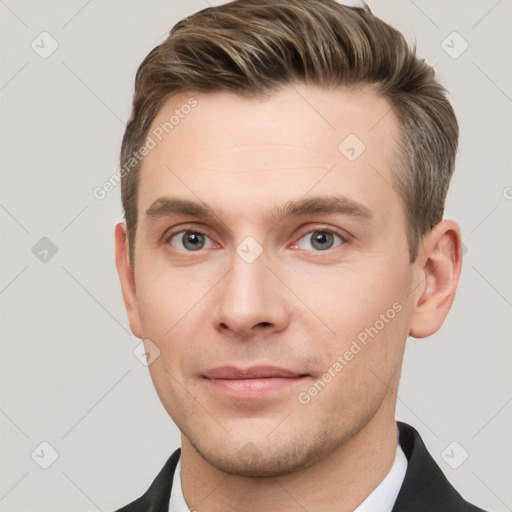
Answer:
353 441 408 512
169 442 407 512
168 456 188 512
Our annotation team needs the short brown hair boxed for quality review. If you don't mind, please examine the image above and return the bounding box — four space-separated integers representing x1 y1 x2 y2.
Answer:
120 0 458 267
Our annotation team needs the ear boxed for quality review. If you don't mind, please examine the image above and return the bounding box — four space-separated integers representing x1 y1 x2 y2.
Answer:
409 220 463 338
115 222 142 339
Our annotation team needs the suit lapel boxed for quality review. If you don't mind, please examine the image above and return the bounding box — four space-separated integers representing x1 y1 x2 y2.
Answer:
115 449 180 512
391 422 484 511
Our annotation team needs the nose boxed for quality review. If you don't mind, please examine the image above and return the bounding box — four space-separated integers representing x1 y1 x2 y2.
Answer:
213 247 289 339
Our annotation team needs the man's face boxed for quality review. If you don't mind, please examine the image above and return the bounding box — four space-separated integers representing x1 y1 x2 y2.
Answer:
123 85 418 476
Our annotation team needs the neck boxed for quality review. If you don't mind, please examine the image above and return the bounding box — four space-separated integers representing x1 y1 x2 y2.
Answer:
180 402 399 512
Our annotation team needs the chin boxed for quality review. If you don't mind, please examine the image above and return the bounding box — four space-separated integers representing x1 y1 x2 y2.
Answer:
189 434 329 478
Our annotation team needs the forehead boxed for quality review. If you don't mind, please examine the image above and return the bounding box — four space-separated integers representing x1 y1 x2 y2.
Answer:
137 85 402 222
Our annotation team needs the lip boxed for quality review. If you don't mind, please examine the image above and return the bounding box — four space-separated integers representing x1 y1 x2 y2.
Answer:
201 366 309 399
202 365 304 379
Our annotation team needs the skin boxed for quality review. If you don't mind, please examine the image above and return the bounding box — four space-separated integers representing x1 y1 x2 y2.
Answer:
115 84 462 512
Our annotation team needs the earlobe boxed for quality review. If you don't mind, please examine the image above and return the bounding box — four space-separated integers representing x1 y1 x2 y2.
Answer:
114 222 143 339
409 220 463 339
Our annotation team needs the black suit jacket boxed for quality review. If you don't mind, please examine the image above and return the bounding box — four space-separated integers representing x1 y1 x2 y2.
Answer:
114 421 486 511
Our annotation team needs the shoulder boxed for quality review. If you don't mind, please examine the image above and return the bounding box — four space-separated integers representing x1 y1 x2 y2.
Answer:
393 422 487 512
113 448 181 512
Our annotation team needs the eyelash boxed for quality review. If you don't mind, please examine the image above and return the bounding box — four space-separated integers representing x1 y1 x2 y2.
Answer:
162 225 349 253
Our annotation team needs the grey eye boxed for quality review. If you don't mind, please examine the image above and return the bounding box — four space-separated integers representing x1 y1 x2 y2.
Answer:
310 231 335 250
170 231 213 251
295 230 343 251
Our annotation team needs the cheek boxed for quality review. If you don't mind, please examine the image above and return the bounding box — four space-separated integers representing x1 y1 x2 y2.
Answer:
284 252 413 395
134 265 220 373
135 280 177 338
298 302 410 425
134 257 205 330
285 253 411 333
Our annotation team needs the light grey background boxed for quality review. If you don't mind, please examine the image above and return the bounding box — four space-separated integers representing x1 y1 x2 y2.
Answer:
1 1 511 511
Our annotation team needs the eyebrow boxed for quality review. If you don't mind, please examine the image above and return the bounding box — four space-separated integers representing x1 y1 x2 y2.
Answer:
145 195 374 224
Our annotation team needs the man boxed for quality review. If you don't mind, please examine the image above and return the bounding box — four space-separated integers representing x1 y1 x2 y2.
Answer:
113 0 486 510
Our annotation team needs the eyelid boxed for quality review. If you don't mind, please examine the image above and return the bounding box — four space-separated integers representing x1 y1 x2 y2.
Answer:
289 224 350 248
162 223 216 242
161 223 350 251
